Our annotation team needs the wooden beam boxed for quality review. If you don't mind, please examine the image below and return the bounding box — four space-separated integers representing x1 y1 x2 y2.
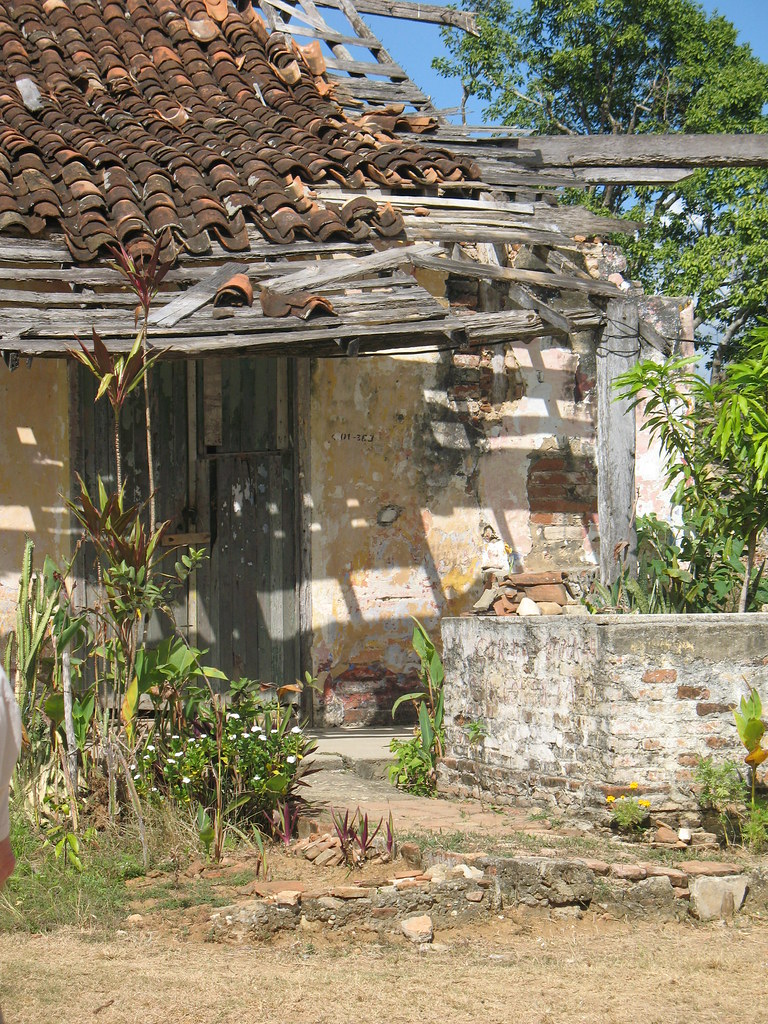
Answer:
486 134 768 169
316 0 478 34
410 250 624 297
597 299 639 585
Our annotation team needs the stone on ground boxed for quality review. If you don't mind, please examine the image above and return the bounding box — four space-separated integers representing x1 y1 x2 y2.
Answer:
689 875 748 921
401 914 433 944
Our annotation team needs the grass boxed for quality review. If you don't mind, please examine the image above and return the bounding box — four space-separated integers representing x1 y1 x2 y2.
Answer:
0 814 129 933
0 799 204 933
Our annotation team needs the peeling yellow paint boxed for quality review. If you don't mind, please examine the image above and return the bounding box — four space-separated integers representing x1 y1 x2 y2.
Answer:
0 360 70 630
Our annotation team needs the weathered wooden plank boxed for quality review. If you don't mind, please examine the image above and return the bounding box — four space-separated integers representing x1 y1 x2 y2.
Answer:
508 134 768 169
323 54 406 78
327 76 428 104
410 250 623 296
316 0 478 34
597 298 639 585
149 262 247 328
403 222 580 248
258 17 381 48
505 282 574 335
262 241 437 292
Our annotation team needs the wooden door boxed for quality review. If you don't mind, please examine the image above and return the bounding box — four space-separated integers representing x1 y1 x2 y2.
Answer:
194 356 298 686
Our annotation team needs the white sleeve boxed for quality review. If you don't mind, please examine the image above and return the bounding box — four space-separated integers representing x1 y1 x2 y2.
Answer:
0 667 22 841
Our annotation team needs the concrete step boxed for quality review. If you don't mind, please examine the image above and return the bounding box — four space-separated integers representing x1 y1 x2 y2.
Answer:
306 726 411 780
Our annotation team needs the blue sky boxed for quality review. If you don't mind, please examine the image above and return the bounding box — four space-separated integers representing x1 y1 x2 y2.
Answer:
362 1 768 122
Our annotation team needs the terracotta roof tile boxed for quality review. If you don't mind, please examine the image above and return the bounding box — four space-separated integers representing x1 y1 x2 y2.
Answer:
0 0 479 259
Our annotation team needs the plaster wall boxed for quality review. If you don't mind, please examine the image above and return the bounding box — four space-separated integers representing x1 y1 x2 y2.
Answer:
308 324 632 726
0 360 71 640
438 614 768 818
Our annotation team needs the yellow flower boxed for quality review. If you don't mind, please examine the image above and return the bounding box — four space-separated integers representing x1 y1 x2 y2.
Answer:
638 800 651 808
629 781 639 790
606 795 616 803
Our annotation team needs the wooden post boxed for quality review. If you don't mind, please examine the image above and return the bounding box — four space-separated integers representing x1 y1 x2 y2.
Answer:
597 298 639 585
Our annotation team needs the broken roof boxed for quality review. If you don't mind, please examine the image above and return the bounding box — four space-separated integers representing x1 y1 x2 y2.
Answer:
1 0 764 361
0 0 479 261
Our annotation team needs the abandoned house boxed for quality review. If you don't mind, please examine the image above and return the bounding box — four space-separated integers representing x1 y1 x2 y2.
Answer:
0 0 765 726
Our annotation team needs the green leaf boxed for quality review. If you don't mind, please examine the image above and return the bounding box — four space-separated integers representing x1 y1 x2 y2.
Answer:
44 693 65 726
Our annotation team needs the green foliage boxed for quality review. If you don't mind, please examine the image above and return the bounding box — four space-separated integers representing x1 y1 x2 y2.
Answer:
0 814 127 933
740 801 768 852
732 688 768 809
464 719 488 745
133 689 316 838
695 754 768 850
390 619 445 796
615 336 768 612
434 0 768 360
694 756 747 844
695 757 748 811
586 512 768 614
388 735 436 796
607 794 651 833
4 539 66 718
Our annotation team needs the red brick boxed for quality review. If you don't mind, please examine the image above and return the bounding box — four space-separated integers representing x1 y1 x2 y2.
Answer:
642 669 677 684
705 736 730 749
696 702 735 717
677 685 708 700
677 754 700 767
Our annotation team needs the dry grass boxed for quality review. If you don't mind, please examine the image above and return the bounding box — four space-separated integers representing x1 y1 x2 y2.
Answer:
2 913 767 1024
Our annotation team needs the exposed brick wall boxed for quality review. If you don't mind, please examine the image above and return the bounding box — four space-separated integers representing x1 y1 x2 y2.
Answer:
439 614 768 822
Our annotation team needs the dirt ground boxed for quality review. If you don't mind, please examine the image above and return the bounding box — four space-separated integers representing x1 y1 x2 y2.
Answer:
2 912 768 1024
3 767 766 1023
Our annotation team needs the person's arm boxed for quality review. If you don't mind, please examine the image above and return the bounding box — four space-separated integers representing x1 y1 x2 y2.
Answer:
0 667 22 889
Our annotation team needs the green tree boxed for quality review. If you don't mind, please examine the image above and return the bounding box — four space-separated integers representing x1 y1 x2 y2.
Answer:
615 324 768 612
434 0 768 365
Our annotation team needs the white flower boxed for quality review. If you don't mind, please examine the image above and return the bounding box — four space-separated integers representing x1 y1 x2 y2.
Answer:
271 728 278 734
251 725 259 733
253 774 261 782
147 744 155 752
227 712 241 721
133 773 140 780
174 751 183 759
130 763 137 770
258 734 267 742
286 755 296 764
172 734 180 740
182 776 191 784
151 787 158 793
291 726 301 734
242 732 250 739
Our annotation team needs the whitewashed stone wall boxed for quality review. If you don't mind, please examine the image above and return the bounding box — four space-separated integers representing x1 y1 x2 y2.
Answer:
439 614 768 819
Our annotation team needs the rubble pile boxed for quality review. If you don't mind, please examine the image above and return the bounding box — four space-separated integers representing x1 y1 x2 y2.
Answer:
474 570 587 617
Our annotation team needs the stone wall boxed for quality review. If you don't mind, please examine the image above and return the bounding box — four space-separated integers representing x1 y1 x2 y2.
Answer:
439 614 768 818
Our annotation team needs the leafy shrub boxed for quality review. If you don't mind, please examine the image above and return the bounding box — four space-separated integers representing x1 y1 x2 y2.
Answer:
134 687 316 835
388 736 436 796
740 801 768 852
606 784 651 833
586 512 768 615
389 619 444 796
